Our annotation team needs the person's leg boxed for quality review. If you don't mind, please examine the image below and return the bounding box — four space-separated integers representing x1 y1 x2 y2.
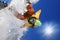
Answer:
16 14 25 20
8 6 25 20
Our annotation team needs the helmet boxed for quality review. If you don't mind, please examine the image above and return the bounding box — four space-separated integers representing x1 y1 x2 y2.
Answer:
34 20 41 26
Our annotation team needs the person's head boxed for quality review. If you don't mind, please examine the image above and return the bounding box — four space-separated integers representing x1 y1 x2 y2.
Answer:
28 17 41 28
32 17 36 23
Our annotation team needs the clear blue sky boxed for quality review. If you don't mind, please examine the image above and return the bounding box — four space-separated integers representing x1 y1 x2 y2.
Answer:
1 0 60 40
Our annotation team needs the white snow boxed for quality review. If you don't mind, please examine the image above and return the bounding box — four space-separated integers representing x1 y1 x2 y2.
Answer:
0 0 26 40
0 0 39 40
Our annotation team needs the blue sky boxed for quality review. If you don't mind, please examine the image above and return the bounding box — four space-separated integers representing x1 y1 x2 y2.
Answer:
22 0 60 40
1 0 60 40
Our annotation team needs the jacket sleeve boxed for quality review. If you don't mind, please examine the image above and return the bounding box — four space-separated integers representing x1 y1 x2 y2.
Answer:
32 9 41 19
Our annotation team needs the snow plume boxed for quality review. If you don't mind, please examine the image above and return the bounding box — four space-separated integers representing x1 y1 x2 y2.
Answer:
0 0 27 40
0 0 39 40
0 9 26 40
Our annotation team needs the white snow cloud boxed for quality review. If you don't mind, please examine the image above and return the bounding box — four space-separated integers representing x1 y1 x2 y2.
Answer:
0 0 39 40
0 0 27 40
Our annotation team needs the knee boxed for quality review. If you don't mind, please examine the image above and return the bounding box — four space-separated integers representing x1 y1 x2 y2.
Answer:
19 16 25 20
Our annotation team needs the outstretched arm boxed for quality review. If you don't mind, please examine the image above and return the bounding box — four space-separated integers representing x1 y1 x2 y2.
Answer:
32 9 41 19
13 10 25 20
